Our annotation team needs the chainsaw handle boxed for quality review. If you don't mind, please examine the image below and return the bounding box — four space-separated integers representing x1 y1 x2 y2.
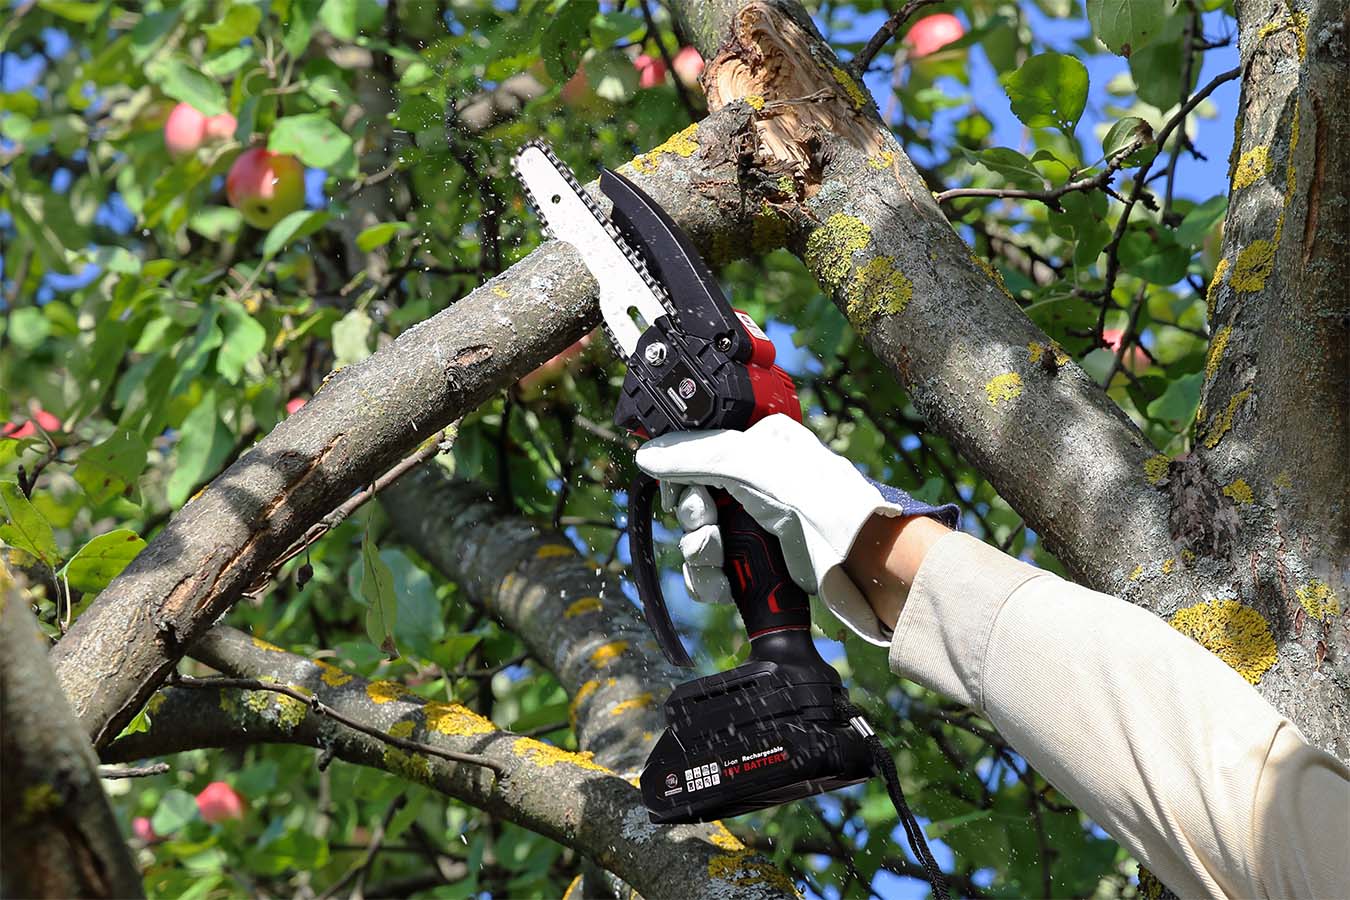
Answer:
629 471 813 669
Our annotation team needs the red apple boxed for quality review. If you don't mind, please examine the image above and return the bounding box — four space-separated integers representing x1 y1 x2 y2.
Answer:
3 407 61 440
132 817 158 842
672 46 705 89
195 781 245 823
905 13 965 58
164 103 237 156
1102 328 1148 372
285 396 307 415
634 54 667 89
226 148 305 229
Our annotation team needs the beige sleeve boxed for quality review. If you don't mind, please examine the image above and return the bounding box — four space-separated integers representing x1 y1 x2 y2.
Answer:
888 531 1350 899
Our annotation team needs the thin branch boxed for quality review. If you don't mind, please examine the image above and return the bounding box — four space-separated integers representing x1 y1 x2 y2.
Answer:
851 0 942 76
317 794 407 900
169 673 507 777
98 762 170 779
937 136 1149 210
638 0 701 121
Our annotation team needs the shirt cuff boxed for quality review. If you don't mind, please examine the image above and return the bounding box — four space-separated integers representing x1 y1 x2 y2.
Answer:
887 531 1048 712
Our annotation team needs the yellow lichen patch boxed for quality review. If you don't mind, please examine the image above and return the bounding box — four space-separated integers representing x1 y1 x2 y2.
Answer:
251 635 285 653
804 214 871 291
491 285 509 299
1232 145 1272 190
1028 340 1070 367
366 681 414 704
867 150 896 170
1138 867 1167 900
388 720 416 739
1222 478 1254 505
1206 257 1230 320
244 679 281 715
564 596 603 618
984 373 1023 408
830 65 869 110
21 784 60 820
751 207 789 254
1232 240 1275 293
1161 558 1175 575
1144 454 1171 485
708 852 801 896
630 124 700 175
708 821 746 852
512 737 612 773
973 254 1013 299
383 746 433 784
1170 599 1278 684
1203 388 1252 449
570 677 614 725
276 687 311 730
1296 580 1341 622
534 544 572 560
1181 549 1196 566
744 94 765 110
315 660 353 688
425 701 495 737
1274 470 1293 490
1258 10 1309 60
609 693 655 717
1205 325 1232 380
589 640 628 669
845 256 913 329
1129 565 1144 581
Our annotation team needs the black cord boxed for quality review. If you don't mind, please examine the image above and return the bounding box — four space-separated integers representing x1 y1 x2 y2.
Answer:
836 696 951 899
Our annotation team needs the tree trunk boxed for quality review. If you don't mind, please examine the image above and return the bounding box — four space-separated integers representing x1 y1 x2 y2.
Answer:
1 566 144 899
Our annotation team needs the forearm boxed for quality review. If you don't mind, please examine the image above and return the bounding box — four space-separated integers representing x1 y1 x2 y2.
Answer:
843 513 951 627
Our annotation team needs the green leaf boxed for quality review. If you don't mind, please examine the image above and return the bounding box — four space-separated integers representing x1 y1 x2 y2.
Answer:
1087 0 1168 56
1102 116 1153 160
38 0 106 23
268 113 351 168
590 11 643 48
0 482 61 568
588 49 639 103
152 789 199 835
75 429 149 505
1147 371 1204 429
205 2 263 49
541 0 598 82
381 549 443 659
964 147 1046 189
332 309 373 365
361 523 399 656
217 301 267 383
146 58 227 117
166 391 232 507
202 45 254 78
355 222 412 252
1000 52 1089 135
61 530 147 594
8 307 51 351
1176 196 1227 248
189 206 244 241
432 634 482 670
1120 231 1191 284
284 0 324 55
261 210 329 260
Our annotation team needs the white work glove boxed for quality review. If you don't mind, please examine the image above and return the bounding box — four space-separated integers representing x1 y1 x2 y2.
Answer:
635 414 958 646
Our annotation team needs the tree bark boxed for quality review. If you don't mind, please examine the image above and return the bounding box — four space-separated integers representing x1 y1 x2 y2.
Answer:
0 566 143 899
104 627 798 900
1189 0 1349 758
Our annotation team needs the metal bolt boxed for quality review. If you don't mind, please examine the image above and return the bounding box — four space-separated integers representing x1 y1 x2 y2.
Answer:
644 342 669 366
715 336 732 352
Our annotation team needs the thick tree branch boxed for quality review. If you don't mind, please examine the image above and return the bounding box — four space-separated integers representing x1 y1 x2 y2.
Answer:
0 567 143 899
104 626 800 900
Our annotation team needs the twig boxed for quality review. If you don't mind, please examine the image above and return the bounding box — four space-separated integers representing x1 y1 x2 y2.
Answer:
851 0 942 76
170 673 507 777
1096 65 1240 338
937 136 1148 210
98 762 170 779
318 794 407 900
243 428 456 598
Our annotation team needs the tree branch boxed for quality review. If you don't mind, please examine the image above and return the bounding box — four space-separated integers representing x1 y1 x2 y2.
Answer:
850 0 942 76
0 567 143 899
104 626 800 900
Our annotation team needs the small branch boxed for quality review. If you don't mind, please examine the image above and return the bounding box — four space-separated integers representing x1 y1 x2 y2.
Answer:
317 794 407 900
638 0 701 122
937 136 1149 210
851 0 942 76
242 429 456 599
169 673 507 777
98 762 170 779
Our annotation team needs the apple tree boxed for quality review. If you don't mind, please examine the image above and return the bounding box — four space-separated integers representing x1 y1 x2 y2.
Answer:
1 0 1344 897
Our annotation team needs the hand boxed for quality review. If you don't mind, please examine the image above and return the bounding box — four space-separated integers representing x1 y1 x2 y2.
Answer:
635 414 958 645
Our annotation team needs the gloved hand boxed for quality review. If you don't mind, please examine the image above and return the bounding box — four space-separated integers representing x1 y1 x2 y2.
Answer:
635 414 958 646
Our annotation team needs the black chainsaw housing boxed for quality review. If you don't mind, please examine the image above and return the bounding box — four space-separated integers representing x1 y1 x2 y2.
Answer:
640 631 874 824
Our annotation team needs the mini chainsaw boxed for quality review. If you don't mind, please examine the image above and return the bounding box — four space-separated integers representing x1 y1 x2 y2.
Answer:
510 145 947 900
511 139 876 823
